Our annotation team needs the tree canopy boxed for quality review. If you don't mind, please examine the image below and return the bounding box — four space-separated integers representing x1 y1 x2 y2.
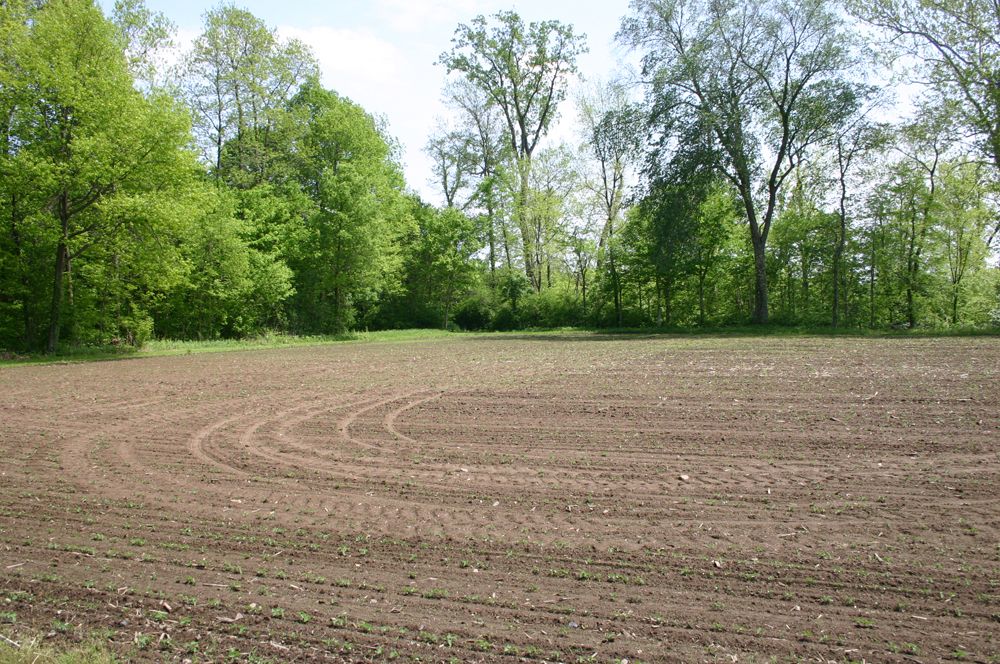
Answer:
0 0 997 355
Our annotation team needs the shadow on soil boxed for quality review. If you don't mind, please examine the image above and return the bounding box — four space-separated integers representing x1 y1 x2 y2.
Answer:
468 325 1000 343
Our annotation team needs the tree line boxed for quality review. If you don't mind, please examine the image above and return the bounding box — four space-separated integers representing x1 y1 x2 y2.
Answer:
1 0 997 353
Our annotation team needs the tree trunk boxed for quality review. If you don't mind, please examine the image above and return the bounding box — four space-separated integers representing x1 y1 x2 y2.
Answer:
662 279 672 327
46 191 72 354
832 210 846 327
843 276 850 326
801 249 810 306
907 223 918 329
655 276 663 326
607 231 622 327
751 235 769 324
868 226 878 329
47 240 69 354
736 168 770 324
486 200 497 283
500 216 513 270
611 261 622 326
833 139 855 329
698 271 707 326
333 284 344 332
516 158 538 290
906 284 915 329
869 268 876 329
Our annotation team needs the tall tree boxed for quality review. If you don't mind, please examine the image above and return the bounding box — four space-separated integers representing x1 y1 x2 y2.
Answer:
831 115 886 327
579 81 644 326
621 0 860 323
851 0 1000 253
898 114 948 328
285 82 410 332
183 6 317 184
524 144 579 291
445 80 511 278
440 11 586 291
937 161 993 324
1 0 192 352
635 183 698 325
567 227 597 310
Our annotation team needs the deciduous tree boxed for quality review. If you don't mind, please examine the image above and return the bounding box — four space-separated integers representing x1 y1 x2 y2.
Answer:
183 6 317 184
579 81 644 326
621 0 860 323
285 82 410 332
440 11 586 290
1 0 193 352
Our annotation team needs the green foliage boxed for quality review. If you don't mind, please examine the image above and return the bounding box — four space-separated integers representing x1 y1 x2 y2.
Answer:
439 11 586 159
153 187 294 340
1 2 997 354
851 0 1000 175
283 82 411 333
518 287 587 328
453 291 495 330
111 0 174 84
622 0 863 323
616 175 741 326
183 5 317 183
0 0 195 352
440 11 587 291
389 203 483 328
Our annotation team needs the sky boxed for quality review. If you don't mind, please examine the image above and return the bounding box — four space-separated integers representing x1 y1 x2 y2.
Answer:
99 0 638 204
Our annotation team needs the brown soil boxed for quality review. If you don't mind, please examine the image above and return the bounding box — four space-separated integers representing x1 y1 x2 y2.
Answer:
0 335 997 663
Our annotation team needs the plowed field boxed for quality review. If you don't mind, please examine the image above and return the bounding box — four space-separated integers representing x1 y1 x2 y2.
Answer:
1 335 997 662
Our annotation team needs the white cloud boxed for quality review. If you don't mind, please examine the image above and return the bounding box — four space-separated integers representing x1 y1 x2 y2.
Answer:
278 26 407 85
374 0 485 34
